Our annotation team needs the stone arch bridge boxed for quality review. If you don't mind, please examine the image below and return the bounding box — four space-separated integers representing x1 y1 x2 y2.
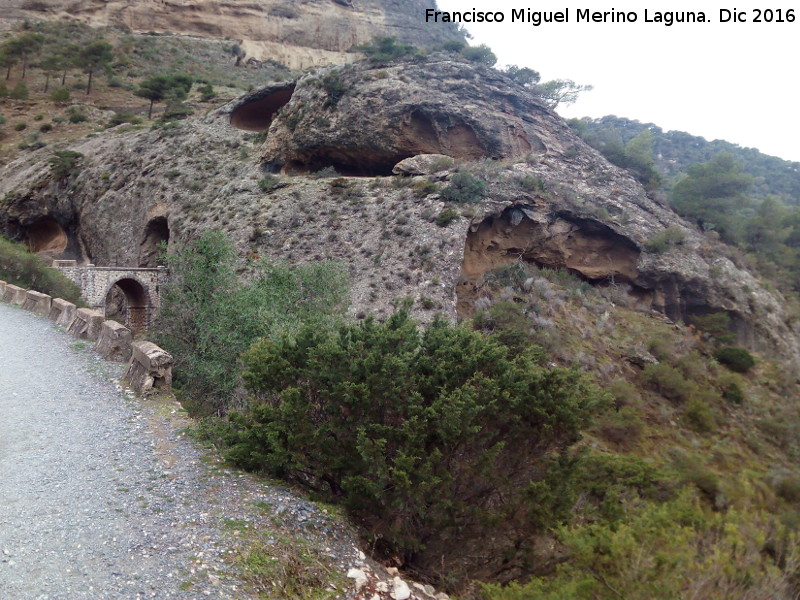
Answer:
53 261 167 329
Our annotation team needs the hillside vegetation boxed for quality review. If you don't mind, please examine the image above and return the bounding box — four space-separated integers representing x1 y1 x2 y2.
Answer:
570 115 800 203
1 18 799 600
0 21 293 164
0 235 82 302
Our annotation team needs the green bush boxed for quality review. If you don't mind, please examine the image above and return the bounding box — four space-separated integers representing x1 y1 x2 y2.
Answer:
440 172 486 203
321 71 346 107
154 232 348 415
49 150 83 180
218 311 602 577
198 83 216 101
472 299 543 355
576 454 672 522
482 491 793 600
14 122 27 131
435 208 459 227
412 179 438 198
715 346 755 373
644 226 686 253
460 44 497 66
49 87 71 104
10 81 28 100
0 236 83 304
107 112 142 128
683 397 715 433
642 363 694 403
775 474 800 503
596 406 644 447
258 175 280 192
722 380 746 405
692 311 736 345
67 108 88 124
354 36 418 62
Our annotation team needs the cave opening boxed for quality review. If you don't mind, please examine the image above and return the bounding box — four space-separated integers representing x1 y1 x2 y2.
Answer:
457 207 646 316
23 216 68 255
285 151 414 177
230 85 296 132
105 278 150 331
139 217 170 267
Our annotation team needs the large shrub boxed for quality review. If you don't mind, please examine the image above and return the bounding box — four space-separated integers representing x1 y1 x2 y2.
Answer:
154 232 347 415
440 172 486 203
715 346 756 373
217 311 603 577
482 491 796 600
0 235 82 304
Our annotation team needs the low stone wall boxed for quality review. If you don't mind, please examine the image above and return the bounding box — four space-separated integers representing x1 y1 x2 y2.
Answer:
123 341 174 394
49 298 77 327
1 281 173 395
3 284 27 305
95 320 133 362
22 290 52 315
66 308 106 340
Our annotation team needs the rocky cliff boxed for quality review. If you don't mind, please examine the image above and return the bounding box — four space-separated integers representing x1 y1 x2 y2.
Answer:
1 59 797 362
0 0 462 69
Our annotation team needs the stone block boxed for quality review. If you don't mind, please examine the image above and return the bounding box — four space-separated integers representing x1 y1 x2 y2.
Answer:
0 280 6 298
3 284 27 305
49 298 77 326
123 340 173 394
95 320 133 362
66 307 105 340
22 290 52 315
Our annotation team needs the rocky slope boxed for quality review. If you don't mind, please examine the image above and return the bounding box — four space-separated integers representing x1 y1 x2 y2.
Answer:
0 59 798 362
0 0 462 69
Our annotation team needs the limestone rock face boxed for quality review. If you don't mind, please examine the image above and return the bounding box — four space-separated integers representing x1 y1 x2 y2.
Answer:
230 60 555 174
392 154 455 176
0 59 797 360
0 0 461 69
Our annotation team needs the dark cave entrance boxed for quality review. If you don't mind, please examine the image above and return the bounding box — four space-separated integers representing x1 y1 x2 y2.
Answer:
23 216 68 255
105 278 150 331
139 217 170 267
230 85 296 132
457 207 646 316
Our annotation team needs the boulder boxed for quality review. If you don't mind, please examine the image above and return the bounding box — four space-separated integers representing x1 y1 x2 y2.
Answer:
252 61 557 175
392 154 454 176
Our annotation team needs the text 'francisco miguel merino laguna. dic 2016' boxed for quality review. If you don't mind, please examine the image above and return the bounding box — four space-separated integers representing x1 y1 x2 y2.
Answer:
424 8 712 26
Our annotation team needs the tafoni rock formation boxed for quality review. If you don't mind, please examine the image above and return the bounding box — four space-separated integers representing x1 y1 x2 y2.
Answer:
1 59 797 360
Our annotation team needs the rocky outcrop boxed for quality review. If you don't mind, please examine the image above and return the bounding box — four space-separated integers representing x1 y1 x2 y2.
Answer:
228 60 555 174
0 0 462 69
0 59 797 360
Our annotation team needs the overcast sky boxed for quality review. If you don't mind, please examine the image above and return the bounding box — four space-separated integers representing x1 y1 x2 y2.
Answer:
433 0 799 163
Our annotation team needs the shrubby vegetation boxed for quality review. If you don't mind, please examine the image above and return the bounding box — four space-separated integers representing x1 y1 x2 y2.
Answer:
154 232 348 415
440 172 486 203
207 310 604 576
483 491 798 600
570 115 800 204
0 235 82 304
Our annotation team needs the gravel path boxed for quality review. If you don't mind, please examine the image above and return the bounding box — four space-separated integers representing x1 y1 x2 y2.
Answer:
0 303 363 599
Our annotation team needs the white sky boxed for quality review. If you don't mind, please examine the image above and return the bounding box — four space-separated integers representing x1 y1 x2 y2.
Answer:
433 0 800 162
